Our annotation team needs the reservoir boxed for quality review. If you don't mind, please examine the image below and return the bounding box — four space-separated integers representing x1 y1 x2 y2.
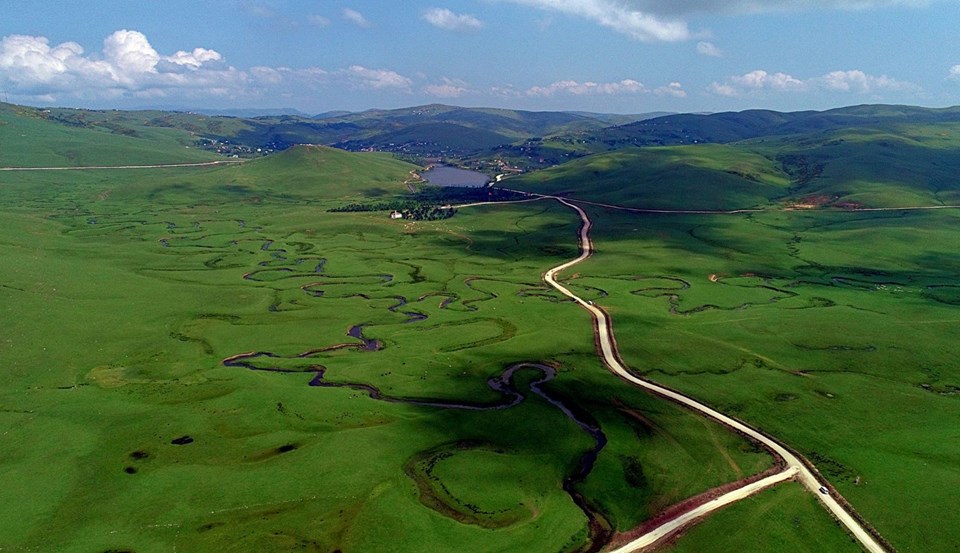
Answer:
422 166 490 188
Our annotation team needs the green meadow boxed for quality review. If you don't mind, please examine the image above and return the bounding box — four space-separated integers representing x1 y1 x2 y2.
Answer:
0 103 219 167
507 124 960 552
0 146 773 552
566 205 960 552
5 106 960 553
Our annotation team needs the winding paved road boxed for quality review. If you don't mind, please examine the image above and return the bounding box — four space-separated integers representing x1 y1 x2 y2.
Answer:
542 197 888 553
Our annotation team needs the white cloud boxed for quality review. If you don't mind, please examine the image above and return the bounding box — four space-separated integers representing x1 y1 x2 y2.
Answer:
655 81 687 97
501 0 929 41
707 82 739 97
164 48 223 69
424 77 471 98
950 65 960 80
103 30 161 78
818 69 913 92
344 65 412 90
696 41 723 57
526 78 648 96
0 30 236 98
342 8 371 28
239 1 278 18
501 0 692 42
607 0 930 16
0 30 416 104
708 68 920 97
424 8 484 30
733 69 807 91
308 14 331 27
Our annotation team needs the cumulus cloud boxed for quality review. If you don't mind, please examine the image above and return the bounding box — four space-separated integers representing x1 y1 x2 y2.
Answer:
708 68 920 97
655 81 687 97
500 0 929 41
599 0 930 16
424 8 484 30
0 30 237 99
950 65 960 79
164 48 223 69
343 65 412 90
500 0 692 42
424 77 471 98
696 41 723 57
819 69 918 92
526 79 648 96
0 30 415 104
342 8 371 28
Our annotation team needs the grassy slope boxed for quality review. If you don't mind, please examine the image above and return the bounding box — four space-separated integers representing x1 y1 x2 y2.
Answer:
0 103 220 167
336 122 514 151
509 144 791 210
90 144 420 206
510 121 960 211
758 123 960 207
225 144 419 199
0 150 772 552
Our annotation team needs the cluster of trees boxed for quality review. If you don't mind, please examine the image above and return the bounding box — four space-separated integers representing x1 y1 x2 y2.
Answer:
329 200 455 220
329 186 525 220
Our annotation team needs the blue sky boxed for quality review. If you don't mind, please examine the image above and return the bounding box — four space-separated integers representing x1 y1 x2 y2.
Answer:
1 0 958 114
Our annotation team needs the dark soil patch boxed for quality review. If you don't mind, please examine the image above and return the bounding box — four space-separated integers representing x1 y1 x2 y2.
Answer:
171 435 194 445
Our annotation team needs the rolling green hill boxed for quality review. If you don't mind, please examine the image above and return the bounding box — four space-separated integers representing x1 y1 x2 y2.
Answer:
226 144 419 199
577 104 960 150
2 101 631 164
95 145 421 206
510 112 960 211
334 122 514 155
508 144 791 210
0 103 220 167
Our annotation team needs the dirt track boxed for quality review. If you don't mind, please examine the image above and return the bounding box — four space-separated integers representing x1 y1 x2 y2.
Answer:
543 196 888 553
458 191 890 552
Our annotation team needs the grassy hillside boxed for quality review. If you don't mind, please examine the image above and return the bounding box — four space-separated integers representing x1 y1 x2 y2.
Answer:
760 124 960 207
320 103 609 138
227 145 419 199
508 144 791 210
93 145 421 206
335 122 513 154
0 103 220 167
573 104 960 150
509 117 960 211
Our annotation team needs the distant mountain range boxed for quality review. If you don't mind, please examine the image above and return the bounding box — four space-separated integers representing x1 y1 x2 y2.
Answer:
5 100 960 175
584 104 960 148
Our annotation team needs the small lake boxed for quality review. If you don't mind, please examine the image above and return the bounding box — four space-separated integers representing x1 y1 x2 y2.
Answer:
422 166 490 188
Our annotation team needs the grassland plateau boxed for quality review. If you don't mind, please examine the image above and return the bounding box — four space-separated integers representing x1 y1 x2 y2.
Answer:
1 102 958 552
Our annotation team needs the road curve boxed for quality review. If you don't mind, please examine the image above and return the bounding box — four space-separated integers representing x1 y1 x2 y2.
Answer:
542 197 888 553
